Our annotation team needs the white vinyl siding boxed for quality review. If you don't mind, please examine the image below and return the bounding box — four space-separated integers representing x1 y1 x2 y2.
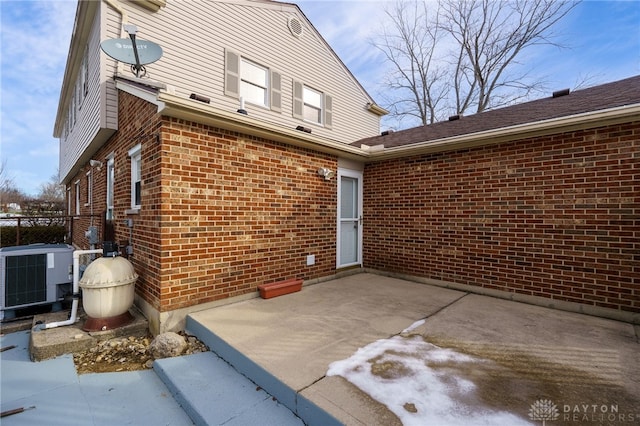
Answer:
58 0 383 183
59 5 116 182
132 0 379 140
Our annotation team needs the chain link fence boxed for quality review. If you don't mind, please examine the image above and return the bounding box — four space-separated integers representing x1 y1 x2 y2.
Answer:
0 214 103 247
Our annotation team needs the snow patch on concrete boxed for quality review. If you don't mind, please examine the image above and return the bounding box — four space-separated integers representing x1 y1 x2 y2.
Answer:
327 335 531 426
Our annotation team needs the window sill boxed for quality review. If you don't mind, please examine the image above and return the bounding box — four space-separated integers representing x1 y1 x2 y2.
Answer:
125 208 140 215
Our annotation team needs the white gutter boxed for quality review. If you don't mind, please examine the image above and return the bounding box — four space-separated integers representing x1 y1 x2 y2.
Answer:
103 0 129 37
368 104 640 161
37 249 103 330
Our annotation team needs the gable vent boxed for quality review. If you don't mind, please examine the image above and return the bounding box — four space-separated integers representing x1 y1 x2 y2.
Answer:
288 17 304 38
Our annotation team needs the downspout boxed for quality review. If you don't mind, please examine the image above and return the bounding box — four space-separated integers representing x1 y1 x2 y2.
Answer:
35 249 103 330
103 0 129 36
102 0 129 74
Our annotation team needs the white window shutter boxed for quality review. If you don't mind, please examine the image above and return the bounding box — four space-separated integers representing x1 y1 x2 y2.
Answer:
225 49 240 98
271 71 282 112
324 94 333 129
292 80 303 119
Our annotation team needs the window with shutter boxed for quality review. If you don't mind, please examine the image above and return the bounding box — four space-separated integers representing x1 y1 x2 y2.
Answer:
324 94 333 129
303 86 323 124
271 71 282 112
293 82 332 127
240 58 268 107
225 49 240 98
293 80 303 119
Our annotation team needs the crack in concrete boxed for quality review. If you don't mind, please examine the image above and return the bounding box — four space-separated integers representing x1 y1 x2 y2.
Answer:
418 292 470 324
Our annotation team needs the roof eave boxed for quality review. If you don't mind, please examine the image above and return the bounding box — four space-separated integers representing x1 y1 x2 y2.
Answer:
367 104 640 161
156 91 369 161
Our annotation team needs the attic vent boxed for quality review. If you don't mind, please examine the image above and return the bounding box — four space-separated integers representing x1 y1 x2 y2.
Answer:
552 88 570 98
288 17 304 38
448 114 461 121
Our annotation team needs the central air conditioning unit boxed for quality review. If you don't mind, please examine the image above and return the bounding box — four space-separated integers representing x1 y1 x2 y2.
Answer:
0 244 74 321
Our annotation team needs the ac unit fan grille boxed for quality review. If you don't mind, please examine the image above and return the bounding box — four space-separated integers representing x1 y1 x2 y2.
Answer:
5 254 47 307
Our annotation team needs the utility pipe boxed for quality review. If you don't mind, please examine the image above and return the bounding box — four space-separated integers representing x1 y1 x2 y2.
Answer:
102 0 129 75
37 249 103 330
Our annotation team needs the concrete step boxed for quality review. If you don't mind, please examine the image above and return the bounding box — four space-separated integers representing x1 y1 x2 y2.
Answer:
153 351 304 426
185 315 342 426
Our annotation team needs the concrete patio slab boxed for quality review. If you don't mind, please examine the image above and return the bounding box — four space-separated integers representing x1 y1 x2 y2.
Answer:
188 272 640 426
189 273 465 390
188 273 467 425
408 293 640 423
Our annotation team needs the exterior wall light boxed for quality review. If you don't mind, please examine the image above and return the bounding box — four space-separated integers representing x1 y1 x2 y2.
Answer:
317 167 334 180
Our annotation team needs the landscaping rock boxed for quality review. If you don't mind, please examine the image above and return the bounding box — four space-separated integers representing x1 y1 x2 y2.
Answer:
149 332 188 359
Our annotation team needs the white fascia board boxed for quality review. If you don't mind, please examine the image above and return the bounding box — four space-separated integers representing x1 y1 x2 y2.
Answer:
368 104 640 161
114 76 166 107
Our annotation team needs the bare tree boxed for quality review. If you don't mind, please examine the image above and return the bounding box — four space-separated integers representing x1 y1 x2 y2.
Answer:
0 159 26 212
37 169 65 203
442 0 577 114
375 0 578 125
374 1 449 125
0 159 14 195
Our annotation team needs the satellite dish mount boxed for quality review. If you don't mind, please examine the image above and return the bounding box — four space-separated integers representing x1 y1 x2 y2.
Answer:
123 24 145 78
100 25 163 79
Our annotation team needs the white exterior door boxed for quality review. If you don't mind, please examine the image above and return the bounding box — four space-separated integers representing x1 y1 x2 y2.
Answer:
337 169 363 268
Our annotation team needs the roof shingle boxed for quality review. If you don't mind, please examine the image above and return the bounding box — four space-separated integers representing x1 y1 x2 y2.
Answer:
355 75 640 148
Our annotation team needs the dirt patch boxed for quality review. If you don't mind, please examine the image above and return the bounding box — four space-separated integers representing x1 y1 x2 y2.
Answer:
369 354 413 379
73 331 209 374
422 335 640 425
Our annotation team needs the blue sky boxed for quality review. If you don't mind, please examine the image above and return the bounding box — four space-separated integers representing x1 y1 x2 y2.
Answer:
1 0 638 196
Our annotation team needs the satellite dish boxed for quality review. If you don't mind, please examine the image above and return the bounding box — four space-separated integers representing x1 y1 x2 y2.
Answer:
100 38 163 65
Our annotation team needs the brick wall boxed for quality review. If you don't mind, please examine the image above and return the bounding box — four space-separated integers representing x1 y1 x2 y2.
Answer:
363 122 640 313
70 92 338 313
69 92 162 308
156 117 337 311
